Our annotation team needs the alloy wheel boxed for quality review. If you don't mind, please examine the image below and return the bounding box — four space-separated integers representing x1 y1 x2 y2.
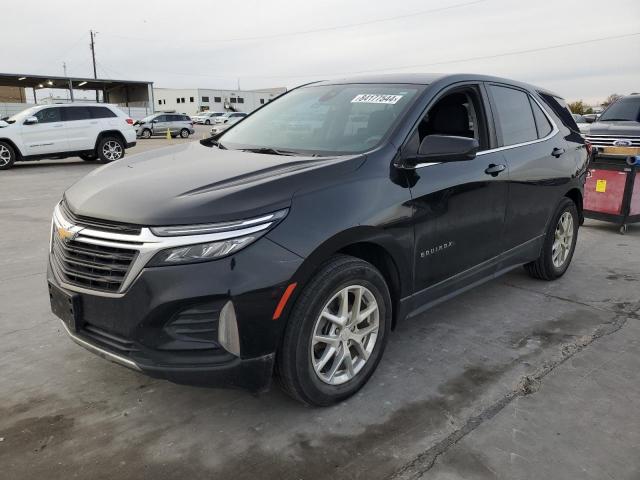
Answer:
311 285 379 385
102 140 123 161
0 145 11 167
552 211 574 268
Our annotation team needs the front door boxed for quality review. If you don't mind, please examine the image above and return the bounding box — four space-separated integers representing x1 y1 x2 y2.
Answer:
152 115 169 135
21 107 68 155
405 84 508 308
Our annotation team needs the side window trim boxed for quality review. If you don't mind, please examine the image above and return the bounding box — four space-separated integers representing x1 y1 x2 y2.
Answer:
479 82 559 156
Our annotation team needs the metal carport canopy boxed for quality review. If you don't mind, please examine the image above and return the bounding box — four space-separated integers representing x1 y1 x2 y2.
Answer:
0 72 151 91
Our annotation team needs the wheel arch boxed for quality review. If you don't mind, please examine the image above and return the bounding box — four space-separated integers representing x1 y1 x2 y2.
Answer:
286 226 411 330
0 138 23 160
565 187 583 223
94 130 126 150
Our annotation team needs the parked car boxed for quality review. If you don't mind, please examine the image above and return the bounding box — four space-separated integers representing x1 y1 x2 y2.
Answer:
192 112 225 125
48 73 588 406
583 113 600 123
0 104 136 170
213 112 247 124
134 113 195 139
572 113 590 133
209 113 247 135
583 95 640 160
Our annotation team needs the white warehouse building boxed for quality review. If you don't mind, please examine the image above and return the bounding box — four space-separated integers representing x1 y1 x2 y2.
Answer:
153 87 286 116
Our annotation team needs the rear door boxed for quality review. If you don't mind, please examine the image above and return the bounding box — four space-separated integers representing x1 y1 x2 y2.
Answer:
63 106 94 151
485 83 571 266
20 107 68 155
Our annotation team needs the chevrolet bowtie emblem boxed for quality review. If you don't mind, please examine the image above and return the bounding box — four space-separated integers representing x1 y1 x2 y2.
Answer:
57 226 79 242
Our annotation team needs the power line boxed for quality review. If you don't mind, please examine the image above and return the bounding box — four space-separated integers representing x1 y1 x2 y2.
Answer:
101 0 488 45
122 30 640 82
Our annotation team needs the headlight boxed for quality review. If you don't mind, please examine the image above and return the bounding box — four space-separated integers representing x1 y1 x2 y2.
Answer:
149 235 258 266
148 209 288 266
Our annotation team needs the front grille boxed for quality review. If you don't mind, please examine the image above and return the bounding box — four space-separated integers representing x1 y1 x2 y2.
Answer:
60 200 142 235
584 135 640 148
82 323 139 355
51 233 137 293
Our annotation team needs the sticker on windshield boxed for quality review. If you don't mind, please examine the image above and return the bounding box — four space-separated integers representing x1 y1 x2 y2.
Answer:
351 94 404 105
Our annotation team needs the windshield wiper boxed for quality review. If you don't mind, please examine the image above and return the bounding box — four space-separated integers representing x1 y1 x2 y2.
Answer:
241 147 299 156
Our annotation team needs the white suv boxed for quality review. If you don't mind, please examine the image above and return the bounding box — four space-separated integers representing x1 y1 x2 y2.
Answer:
0 104 137 170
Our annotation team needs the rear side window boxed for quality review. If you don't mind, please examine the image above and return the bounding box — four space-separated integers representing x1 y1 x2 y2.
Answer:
488 85 537 146
63 107 91 121
538 92 580 132
34 108 62 123
530 99 553 138
89 106 117 119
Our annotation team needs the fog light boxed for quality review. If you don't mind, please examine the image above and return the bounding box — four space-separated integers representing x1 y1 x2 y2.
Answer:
218 301 240 356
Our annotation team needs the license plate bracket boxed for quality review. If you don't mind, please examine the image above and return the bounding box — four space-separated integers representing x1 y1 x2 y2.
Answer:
49 282 82 332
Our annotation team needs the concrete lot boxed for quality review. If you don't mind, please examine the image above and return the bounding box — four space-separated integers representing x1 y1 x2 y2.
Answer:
0 139 639 479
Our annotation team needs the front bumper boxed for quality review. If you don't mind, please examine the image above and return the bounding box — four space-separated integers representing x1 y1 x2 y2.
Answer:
48 236 303 392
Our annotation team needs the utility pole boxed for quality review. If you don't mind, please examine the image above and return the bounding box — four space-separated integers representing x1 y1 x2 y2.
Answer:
90 30 98 101
63 62 67 76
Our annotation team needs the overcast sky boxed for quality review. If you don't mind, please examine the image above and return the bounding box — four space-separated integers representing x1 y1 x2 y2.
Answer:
3 0 639 104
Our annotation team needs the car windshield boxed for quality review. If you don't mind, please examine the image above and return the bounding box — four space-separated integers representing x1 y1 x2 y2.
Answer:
219 83 421 155
599 98 640 122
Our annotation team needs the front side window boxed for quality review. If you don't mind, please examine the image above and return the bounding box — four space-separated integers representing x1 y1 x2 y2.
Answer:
34 108 62 123
220 84 420 155
489 85 538 146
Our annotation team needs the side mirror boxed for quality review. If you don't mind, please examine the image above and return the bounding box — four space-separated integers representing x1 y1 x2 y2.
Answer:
151 119 158 123
585 117 595 124
24 116 38 125
406 135 479 166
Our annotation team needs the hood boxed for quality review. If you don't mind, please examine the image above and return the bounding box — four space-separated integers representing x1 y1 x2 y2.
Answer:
586 120 640 136
64 141 363 226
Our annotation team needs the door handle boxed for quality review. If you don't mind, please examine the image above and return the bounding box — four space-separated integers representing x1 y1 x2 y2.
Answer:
552 147 565 158
484 163 506 176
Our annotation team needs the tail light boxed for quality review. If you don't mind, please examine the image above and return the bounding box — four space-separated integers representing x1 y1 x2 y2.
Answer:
125 118 134 125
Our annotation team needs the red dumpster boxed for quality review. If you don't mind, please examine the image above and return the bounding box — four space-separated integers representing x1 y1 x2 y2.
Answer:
583 158 640 234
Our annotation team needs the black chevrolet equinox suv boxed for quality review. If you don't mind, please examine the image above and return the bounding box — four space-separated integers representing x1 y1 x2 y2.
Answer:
48 74 588 406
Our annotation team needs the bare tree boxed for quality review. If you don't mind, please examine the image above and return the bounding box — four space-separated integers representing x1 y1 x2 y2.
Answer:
601 94 623 107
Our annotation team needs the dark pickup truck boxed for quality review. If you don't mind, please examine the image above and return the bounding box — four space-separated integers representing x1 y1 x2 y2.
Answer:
584 95 640 161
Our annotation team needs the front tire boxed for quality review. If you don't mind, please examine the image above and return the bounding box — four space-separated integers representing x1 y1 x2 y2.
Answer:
205 119 211 125
0 141 17 170
97 136 125 163
141 129 152 139
525 197 579 280
276 255 392 406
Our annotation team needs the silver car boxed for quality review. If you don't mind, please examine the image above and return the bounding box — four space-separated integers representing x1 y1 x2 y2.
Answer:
213 112 248 124
135 113 195 139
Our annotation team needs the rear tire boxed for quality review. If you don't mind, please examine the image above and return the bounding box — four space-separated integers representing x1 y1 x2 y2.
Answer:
525 197 578 280
276 255 392 406
180 128 190 138
0 141 17 170
97 136 125 163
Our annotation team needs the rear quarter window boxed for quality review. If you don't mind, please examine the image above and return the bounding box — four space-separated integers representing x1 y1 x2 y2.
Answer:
538 92 580 132
89 107 117 119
